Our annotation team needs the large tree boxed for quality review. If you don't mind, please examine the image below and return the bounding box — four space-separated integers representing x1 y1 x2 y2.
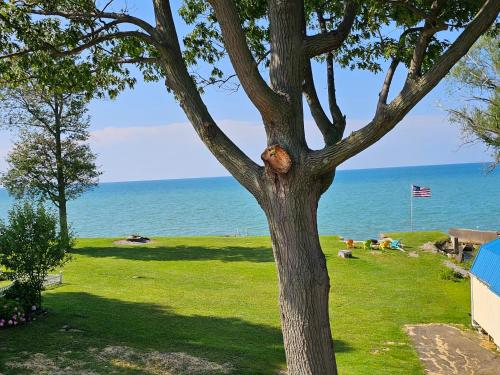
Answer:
0 80 101 245
1 1 498 373
445 31 499 168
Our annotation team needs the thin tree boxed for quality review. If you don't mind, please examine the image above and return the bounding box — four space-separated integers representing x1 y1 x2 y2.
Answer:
0 85 101 244
445 31 499 168
1 1 498 373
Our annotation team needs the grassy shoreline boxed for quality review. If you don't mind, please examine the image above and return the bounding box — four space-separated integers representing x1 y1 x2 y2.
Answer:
0 232 469 374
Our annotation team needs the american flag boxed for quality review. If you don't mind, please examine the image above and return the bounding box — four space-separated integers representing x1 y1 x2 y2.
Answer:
412 185 432 197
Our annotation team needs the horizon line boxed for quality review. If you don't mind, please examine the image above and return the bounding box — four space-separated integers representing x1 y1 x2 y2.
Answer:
95 161 491 185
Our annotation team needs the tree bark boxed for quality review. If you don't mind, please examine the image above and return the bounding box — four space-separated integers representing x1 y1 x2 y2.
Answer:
261 176 337 374
53 100 69 245
58 196 69 246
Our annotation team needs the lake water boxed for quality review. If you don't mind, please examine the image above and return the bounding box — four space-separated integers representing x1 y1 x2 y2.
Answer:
0 163 498 239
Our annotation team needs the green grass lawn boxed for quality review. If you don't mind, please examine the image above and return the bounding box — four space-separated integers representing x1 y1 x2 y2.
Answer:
0 232 470 374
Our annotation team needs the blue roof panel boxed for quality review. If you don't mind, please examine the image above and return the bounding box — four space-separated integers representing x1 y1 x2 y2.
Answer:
470 238 500 296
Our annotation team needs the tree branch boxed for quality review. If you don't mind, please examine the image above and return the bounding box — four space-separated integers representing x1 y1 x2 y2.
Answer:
116 57 160 65
303 61 338 146
207 0 285 120
303 1 357 58
307 0 500 175
377 59 399 110
44 31 156 58
387 0 437 23
151 0 263 196
377 27 423 111
29 7 157 37
302 8 346 146
407 0 449 80
325 50 346 140
4 1 263 196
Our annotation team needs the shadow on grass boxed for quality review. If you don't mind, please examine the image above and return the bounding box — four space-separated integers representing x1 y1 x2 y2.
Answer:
72 244 275 263
0 292 351 374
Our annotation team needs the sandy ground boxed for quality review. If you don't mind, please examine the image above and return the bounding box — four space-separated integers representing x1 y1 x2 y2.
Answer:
406 324 500 375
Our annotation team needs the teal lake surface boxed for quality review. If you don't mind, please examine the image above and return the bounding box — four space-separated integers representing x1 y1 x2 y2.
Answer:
0 163 498 239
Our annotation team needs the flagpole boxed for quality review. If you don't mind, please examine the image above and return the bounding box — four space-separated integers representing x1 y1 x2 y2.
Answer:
410 184 413 232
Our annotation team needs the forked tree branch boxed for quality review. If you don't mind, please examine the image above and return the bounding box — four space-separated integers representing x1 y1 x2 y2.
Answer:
406 0 449 80
307 0 500 175
207 0 285 120
377 58 399 111
303 1 357 58
151 0 263 196
377 27 423 111
302 9 346 146
303 61 338 146
325 49 346 140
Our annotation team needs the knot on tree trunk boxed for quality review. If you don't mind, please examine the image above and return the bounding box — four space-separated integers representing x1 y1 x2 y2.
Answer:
261 145 292 174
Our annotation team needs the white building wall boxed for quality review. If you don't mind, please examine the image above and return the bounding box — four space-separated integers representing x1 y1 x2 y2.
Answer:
471 275 500 346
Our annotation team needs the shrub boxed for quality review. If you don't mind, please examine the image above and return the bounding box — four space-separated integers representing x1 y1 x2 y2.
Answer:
0 202 71 307
4 281 40 312
0 297 26 328
439 267 463 282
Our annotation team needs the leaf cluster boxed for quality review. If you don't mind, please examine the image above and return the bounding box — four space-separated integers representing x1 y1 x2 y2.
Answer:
179 0 484 82
1 131 101 204
0 1 145 98
0 1 487 94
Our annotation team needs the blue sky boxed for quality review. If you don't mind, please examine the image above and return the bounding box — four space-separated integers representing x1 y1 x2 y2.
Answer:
0 1 491 182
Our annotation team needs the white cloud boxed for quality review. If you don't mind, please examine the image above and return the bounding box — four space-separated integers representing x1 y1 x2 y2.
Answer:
89 120 268 182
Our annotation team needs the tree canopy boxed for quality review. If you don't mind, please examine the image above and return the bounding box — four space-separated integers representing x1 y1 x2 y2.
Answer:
1 131 100 203
445 31 499 167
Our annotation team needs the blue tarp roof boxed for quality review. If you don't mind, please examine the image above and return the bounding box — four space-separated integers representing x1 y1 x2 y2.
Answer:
470 238 500 296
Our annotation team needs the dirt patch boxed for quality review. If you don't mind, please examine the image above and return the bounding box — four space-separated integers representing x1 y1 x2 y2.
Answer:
6 346 231 375
113 239 154 246
405 324 499 374
5 353 97 375
98 346 232 374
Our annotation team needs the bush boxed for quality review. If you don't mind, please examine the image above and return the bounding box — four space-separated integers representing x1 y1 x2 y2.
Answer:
0 297 26 328
4 281 40 312
0 202 71 307
439 267 463 282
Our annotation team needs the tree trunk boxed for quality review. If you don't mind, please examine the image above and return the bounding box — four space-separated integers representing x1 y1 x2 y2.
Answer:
53 107 69 246
58 198 69 246
262 177 337 374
